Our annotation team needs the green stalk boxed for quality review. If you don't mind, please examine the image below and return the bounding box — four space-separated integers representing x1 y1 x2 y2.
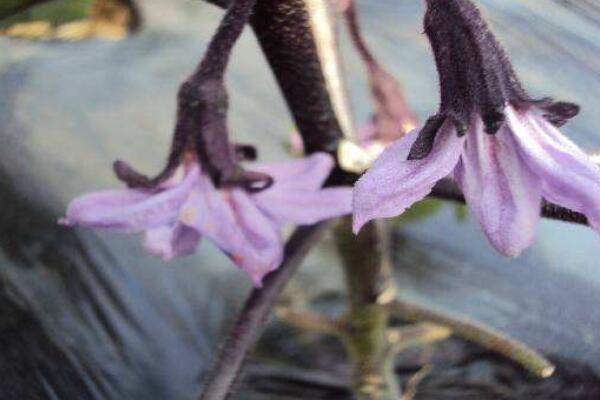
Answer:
335 217 401 400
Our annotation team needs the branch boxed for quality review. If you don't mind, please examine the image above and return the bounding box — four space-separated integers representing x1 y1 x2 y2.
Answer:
251 0 345 157
197 221 334 400
195 0 255 80
388 299 555 378
430 178 589 226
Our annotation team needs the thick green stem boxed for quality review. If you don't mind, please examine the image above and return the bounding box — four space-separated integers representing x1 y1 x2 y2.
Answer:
335 217 400 400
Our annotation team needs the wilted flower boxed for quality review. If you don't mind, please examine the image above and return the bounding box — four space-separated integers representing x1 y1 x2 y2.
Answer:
353 0 600 256
61 154 352 286
342 0 417 143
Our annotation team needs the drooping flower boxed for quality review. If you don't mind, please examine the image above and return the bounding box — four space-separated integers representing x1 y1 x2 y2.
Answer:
353 0 600 257
61 153 352 286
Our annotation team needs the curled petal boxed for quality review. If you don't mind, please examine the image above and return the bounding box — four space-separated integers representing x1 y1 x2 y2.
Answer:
61 167 199 232
455 117 542 257
352 124 465 233
144 224 201 261
253 153 335 192
253 187 352 226
506 106 600 231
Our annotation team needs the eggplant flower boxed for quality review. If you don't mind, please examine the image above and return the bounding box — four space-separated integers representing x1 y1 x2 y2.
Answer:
60 153 352 286
353 0 600 256
354 107 600 256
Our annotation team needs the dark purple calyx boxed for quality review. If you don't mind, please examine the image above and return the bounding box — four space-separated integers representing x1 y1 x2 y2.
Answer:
114 0 273 193
408 0 579 160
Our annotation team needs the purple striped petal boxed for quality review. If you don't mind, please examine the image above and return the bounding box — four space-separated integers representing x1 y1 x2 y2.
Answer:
455 117 542 257
507 106 600 231
352 124 465 233
228 191 283 286
144 224 201 261
61 167 200 232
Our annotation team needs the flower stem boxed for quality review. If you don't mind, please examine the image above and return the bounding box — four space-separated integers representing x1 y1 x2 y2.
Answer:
197 222 333 400
335 217 402 400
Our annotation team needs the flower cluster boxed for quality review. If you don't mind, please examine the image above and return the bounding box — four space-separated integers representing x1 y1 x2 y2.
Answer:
61 0 600 287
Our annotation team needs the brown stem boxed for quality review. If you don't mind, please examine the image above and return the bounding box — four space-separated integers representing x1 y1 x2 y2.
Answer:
195 0 256 80
344 0 377 66
251 0 345 158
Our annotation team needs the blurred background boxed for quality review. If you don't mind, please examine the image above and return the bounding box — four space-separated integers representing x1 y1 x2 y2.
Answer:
0 0 599 398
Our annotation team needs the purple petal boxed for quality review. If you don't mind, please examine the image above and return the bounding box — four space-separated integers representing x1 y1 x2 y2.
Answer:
352 124 465 233
253 187 352 226
455 117 542 257
61 167 200 232
253 153 335 192
506 106 600 231
180 175 282 287
228 191 284 286
144 224 201 261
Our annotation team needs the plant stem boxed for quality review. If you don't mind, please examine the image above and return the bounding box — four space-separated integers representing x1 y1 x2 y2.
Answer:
335 217 401 400
198 221 333 400
387 299 555 378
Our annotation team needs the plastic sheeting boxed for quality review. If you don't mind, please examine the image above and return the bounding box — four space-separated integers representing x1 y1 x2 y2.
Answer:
0 0 599 398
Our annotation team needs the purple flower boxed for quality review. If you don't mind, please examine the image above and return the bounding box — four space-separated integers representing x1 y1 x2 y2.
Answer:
353 105 600 256
353 0 600 256
60 153 352 286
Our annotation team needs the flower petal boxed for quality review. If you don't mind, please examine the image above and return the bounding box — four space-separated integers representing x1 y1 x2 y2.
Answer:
455 117 542 257
352 124 465 233
506 106 600 231
253 187 352 226
180 175 282 287
253 153 335 192
228 191 284 286
144 224 201 261
61 167 200 232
